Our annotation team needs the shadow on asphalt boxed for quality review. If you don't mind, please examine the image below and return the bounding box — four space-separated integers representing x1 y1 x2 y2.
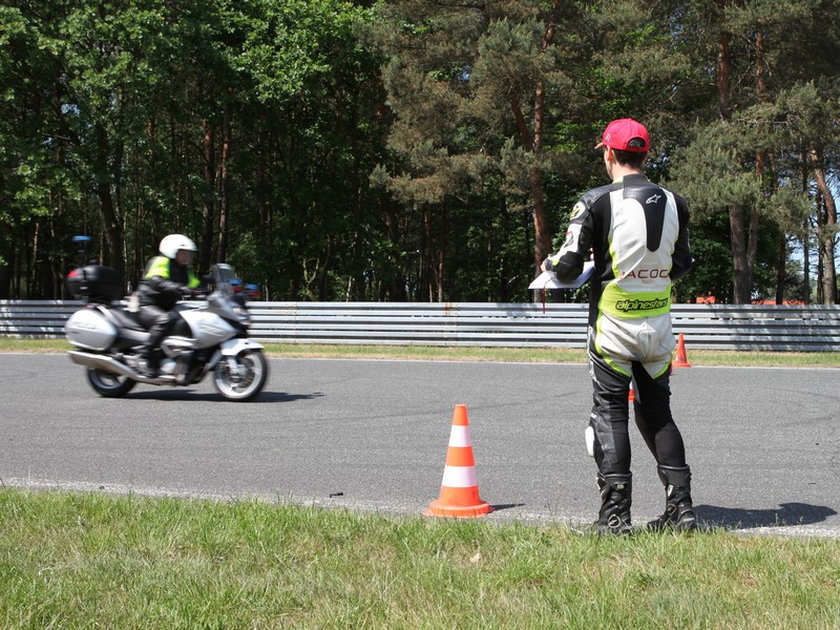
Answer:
125 390 324 403
490 503 526 512
697 502 837 529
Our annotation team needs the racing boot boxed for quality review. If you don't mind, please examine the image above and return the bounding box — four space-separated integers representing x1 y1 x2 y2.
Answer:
594 473 633 535
647 465 697 531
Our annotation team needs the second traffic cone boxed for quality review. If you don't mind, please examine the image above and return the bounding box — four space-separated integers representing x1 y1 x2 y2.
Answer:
424 404 492 518
673 333 692 368
628 380 635 403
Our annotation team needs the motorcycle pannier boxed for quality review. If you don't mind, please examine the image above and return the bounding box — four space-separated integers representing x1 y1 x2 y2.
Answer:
66 265 123 301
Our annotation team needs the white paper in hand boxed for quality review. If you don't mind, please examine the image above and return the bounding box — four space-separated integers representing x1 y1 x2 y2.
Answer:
528 261 594 290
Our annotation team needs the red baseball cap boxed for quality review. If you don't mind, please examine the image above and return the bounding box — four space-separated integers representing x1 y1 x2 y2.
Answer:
595 118 650 152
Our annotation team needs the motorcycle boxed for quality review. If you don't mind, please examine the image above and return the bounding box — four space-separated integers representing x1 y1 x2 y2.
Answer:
64 242 268 401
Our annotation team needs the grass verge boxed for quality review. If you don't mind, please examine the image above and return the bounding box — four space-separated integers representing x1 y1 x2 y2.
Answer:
1 489 838 629
2 337 839 367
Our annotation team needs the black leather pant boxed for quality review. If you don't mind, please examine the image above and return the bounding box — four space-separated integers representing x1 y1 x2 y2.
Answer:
136 304 180 363
588 350 687 477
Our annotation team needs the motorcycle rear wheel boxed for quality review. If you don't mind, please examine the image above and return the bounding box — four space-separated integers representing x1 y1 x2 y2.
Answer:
212 350 268 401
86 368 137 398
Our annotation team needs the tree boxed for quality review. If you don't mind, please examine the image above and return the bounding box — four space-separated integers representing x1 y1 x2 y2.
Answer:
0 0 392 301
615 0 839 303
369 0 596 301
2 0 837 305
0 1 85 298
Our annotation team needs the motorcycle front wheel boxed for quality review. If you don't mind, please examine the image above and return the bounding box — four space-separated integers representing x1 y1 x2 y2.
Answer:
212 350 268 401
86 368 137 398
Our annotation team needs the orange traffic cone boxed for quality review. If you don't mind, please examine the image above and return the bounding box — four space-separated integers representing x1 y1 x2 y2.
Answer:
424 405 492 518
673 333 692 368
628 380 635 403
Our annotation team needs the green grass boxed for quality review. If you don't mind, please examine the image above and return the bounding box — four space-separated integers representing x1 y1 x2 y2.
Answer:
2 336 840 367
1 490 838 629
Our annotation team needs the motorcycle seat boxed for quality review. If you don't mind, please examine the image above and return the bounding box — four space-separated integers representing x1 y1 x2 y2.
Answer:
108 307 146 332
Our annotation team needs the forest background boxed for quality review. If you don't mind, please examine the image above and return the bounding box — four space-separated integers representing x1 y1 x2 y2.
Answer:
1 0 838 305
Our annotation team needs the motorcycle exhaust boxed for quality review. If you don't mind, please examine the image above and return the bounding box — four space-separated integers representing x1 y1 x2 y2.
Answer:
68 350 167 384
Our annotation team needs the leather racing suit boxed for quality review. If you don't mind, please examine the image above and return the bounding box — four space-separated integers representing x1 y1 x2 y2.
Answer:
544 173 694 527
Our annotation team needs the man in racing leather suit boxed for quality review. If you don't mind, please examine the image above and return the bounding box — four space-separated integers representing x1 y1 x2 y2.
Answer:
137 234 201 376
542 118 696 533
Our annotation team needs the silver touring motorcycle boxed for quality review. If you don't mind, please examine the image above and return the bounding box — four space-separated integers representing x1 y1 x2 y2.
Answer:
64 256 268 401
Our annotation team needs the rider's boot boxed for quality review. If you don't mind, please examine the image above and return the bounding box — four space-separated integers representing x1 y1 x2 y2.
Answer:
647 465 697 531
140 346 160 377
594 473 633 535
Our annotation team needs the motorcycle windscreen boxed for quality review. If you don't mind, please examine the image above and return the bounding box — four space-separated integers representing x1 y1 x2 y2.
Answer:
212 263 236 297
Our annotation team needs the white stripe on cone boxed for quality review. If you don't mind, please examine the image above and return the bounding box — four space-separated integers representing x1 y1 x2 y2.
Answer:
448 425 472 447
441 465 478 488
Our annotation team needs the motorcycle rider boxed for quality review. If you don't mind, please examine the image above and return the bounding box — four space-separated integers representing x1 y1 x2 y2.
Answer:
137 234 201 376
541 118 696 534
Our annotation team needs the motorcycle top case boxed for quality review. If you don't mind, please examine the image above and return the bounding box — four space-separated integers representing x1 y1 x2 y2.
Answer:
66 265 123 301
65 308 118 351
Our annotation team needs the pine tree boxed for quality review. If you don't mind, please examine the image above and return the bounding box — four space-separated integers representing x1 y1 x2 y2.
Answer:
370 0 596 300
619 0 840 303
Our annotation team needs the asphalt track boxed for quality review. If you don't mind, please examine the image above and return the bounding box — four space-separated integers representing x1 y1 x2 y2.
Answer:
1 353 838 538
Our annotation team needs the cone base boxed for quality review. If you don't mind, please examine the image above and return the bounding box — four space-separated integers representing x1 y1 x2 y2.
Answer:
672 360 692 368
424 499 492 518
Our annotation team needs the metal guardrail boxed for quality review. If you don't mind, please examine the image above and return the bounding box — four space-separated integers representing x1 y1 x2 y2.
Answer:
670 304 840 352
2 300 839 352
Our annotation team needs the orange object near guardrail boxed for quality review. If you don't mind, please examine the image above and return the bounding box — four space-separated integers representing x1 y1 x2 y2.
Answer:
673 333 692 368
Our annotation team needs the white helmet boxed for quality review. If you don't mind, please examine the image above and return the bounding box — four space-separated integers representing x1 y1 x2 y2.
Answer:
159 234 197 259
